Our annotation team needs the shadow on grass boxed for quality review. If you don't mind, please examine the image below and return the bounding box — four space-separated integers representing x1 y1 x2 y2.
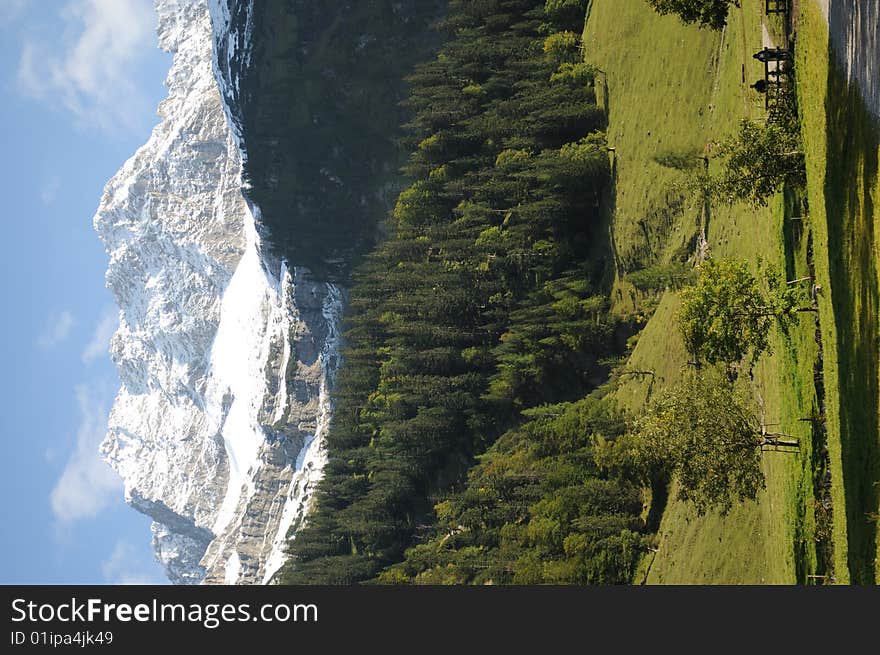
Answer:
823 55 880 584
781 187 805 282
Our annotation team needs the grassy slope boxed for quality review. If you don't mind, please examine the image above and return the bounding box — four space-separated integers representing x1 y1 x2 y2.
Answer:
796 0 880 584
583 0 826 583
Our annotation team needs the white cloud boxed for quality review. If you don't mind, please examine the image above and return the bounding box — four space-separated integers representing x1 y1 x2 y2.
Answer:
16 0 157 132
50 383 121 523
102 540 162 585
82 307 118 364
37 310 76 349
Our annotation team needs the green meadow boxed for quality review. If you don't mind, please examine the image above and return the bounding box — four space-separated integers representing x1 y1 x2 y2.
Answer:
583 0 878 583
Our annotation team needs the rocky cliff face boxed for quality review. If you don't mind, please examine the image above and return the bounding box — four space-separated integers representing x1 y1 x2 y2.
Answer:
94 0 341 584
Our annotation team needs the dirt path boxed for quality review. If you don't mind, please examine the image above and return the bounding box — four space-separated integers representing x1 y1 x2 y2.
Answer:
820 0 880 120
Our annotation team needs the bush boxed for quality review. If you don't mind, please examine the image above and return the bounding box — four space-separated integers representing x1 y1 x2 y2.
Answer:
645 0 740 30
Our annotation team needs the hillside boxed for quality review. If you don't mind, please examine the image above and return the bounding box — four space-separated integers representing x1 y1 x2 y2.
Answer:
585 0 878 584
273 0 878 585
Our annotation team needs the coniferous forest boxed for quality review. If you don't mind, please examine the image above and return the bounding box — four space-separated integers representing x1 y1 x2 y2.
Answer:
279 0 652 584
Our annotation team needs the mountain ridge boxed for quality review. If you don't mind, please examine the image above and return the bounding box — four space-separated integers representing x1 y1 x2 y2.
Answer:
95 0 340 584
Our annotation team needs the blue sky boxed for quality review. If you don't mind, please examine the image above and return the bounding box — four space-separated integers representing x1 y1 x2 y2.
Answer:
0 0 172 584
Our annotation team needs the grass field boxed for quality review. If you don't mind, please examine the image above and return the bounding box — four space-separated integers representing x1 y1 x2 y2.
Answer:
582 0 839 583
795 0 880 584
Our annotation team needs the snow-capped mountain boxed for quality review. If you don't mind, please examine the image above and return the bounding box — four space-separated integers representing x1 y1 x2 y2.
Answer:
93 0 342 584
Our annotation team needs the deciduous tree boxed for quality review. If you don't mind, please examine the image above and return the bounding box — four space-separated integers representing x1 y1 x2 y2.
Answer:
645 0 739 30
678 258 804 366
713 117 806 206
633 368 765 515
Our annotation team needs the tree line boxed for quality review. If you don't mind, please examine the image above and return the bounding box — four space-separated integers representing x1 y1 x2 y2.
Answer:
278 0 645 584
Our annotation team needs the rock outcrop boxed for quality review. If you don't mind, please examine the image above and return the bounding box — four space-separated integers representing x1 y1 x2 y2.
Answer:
94 0 341 584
